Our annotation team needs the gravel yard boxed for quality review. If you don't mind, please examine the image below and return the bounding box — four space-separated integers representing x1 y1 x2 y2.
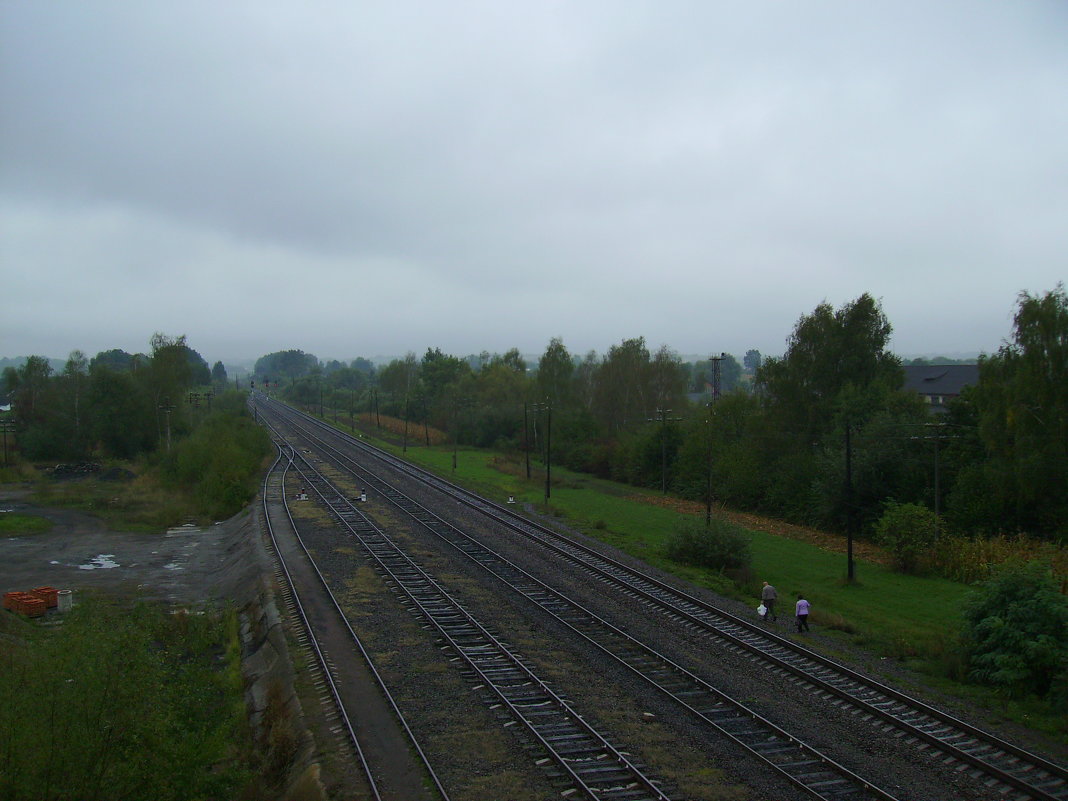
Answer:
0 487 260 608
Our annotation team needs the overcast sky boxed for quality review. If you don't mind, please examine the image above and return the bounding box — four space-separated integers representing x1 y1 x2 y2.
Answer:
2 2 1065 367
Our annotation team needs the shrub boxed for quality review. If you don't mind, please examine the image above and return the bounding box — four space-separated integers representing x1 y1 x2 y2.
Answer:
18 423 72 460
874 501 939 573
160 401 270 519
664 517 751 572
961 561 1068 697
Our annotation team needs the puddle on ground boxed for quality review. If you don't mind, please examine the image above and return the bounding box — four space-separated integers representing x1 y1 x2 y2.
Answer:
79 554 119 570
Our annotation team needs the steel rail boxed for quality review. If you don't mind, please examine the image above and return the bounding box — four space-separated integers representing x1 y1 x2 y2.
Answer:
419 467 1068 801
260 447 381 800
322 438 900 799
260 441 451 801
256 395 1068 801
283 446 673 801
261 399 904 801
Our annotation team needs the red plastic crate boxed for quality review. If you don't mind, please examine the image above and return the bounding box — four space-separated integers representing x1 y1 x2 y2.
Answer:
4 591 33 612
18 597 46 617
31 587 58 608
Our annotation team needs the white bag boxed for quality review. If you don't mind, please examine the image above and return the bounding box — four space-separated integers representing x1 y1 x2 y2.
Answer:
756 604 767 616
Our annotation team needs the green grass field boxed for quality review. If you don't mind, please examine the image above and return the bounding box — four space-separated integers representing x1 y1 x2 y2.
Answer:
0 600 252 800
0 512 52 536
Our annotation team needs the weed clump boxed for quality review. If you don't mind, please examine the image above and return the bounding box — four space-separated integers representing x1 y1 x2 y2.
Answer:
664 517 752 572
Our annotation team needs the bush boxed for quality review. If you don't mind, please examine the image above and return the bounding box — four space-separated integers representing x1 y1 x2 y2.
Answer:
961 561 1068 697
874 501 940 573
664 517 752 572
160 400 270 519
18 423 73 461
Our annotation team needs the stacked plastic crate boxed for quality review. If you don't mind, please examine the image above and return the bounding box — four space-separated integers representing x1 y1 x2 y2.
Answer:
3 586 59 617
31 586 58 608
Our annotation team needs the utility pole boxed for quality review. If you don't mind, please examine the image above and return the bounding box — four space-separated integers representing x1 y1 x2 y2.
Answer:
545 402 551 502
187 391 212 417
0 419 15 466
706 353 725 525
159 397 175 454
523 402 531 479
905 421 968 541
453 402 460 471
932 423 941 539
451 396 471 472
649 407 683 494
845 419 855 582
423 396 430 447
532 401 552 502
920 421 966 540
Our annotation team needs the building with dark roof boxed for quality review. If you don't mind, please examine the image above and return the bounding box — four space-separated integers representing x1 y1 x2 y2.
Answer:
902 364 979 413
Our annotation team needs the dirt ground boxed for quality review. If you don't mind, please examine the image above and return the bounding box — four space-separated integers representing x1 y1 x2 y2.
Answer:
0 487 259 608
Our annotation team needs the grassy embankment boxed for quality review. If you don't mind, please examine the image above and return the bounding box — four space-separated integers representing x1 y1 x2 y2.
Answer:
0 599 255 801
344 413 1066 738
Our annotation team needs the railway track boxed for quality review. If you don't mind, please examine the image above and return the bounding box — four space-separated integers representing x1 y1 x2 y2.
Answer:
261 398 900 800
259 445 448 801
282 442 676 800
256 394 1068 801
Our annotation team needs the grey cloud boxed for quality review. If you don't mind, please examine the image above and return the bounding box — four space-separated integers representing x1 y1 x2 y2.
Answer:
2 1 1066 362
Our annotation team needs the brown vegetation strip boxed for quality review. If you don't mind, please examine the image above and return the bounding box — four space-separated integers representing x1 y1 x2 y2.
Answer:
627 494 895 567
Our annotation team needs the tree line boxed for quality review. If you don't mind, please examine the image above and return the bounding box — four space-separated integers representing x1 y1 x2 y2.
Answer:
1 334 267 519
259 286 1066 545
2 334 224 460
3 286 1064 543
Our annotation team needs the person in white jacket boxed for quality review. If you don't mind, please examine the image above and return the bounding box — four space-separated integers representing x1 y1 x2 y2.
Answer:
795 594 811 633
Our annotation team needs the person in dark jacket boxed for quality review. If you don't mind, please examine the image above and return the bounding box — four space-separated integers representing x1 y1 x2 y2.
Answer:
760 581 778 621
